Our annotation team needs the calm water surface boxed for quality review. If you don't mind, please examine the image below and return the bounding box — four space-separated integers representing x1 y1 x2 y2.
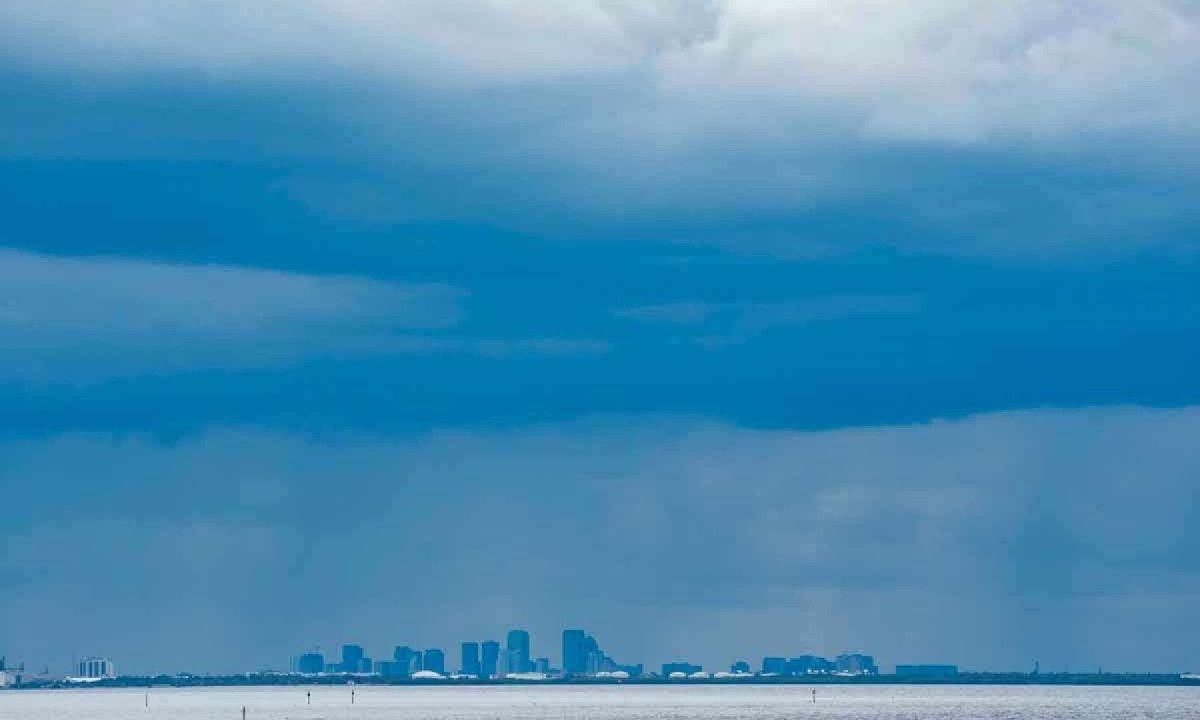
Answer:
1 684 1196 720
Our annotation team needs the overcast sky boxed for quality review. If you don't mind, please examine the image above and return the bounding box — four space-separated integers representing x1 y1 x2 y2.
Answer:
2 0 1199 676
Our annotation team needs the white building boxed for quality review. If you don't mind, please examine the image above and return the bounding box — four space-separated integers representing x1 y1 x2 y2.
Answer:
75 657 116 680
0 670 14 688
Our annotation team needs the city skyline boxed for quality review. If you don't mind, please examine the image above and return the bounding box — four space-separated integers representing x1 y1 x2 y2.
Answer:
3 0 1199 680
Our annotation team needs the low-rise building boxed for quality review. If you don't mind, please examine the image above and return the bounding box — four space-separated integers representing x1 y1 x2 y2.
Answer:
75 657 117 680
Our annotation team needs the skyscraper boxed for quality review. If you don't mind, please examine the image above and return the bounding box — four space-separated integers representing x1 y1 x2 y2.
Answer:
506 629 531 674
342 645 364 673
393 646 420 677
481 640 500 679
461 642 481 677
562 629 586 676
583 634 601 675
297 652 324 675
423 648 445 675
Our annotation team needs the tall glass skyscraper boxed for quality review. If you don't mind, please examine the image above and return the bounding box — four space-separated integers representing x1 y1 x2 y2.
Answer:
481 640 500 678
461 642 481 677
505 630 531 674
562 629 587 676
423 648 446 674
341 645 364 673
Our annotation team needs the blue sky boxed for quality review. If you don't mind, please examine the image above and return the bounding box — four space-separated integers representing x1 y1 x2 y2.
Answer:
2 0 1199 675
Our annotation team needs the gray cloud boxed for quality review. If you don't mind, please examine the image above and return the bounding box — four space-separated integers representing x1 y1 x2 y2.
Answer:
2 4 1199 259
3 1 1197 143
0 249 610 384
3 405 1197 674
0 248 465 380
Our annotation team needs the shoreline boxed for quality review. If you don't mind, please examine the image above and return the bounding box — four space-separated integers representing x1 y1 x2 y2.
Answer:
7 673 1199 690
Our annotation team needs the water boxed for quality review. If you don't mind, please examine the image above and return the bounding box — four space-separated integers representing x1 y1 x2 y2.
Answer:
1 684 1196 720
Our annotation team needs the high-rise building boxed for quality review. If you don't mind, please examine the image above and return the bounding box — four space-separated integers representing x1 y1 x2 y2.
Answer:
423 649 446 675
506 630 531 674
342 645 364 673
394 646 420 677
534 657 550 674
481 641 500 679
461 642 481 677
76 657 116 680
584 634 601 675
562 629 587 676
297 652 325 675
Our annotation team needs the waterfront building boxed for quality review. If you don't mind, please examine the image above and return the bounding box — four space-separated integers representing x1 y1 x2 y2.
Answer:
481 640 500 678
836 653 878 675
423 648 446 675
534 657 550 674
341 645 364 673
461 642 481 676
562 629 587 675
296 652 324 675
506 630 531 674
393 646 421 676
788 655 834 675
762 657 787 674
731 661 751 674
76 657 116 680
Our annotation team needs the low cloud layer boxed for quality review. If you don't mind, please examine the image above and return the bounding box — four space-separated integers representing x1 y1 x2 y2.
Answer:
3 405 1197 674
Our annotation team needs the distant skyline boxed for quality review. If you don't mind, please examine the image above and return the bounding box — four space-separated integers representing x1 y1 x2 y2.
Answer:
2 1 1199 677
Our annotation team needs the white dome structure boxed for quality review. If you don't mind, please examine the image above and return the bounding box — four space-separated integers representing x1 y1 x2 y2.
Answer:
668 672 687 679
411 670 445 680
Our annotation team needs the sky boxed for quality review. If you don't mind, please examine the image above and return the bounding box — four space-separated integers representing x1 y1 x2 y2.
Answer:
1 0 1199 676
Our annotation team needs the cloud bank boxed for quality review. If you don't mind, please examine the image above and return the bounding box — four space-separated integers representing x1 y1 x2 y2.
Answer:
3 405 1197 674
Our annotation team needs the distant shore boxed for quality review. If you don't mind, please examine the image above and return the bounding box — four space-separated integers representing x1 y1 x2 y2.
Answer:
7 673 1199 689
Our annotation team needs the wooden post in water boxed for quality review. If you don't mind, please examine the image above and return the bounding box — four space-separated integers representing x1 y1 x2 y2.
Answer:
307 690 311 704
241 706 246 720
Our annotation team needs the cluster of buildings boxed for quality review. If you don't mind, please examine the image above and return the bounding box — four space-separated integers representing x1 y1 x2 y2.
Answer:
295 628 639 679
292 631 882 680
